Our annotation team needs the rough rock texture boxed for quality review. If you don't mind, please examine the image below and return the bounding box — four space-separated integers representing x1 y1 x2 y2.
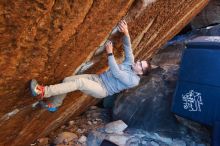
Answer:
0 0 208 145
191 0 220 28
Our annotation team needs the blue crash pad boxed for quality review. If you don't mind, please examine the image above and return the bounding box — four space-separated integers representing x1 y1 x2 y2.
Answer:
172 36 220 126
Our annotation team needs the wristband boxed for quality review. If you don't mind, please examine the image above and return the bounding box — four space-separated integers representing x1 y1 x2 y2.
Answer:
108 53 113 56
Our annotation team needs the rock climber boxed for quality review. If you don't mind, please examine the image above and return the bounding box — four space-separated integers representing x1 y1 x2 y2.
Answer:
30 20 151 112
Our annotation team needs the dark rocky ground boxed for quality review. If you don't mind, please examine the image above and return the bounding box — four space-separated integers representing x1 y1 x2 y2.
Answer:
31 106 111 146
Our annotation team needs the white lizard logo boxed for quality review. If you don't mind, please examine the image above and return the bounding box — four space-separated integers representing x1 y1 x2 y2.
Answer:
182 90 203 112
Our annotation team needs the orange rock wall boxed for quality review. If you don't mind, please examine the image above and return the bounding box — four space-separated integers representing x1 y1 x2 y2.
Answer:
0 0 208 145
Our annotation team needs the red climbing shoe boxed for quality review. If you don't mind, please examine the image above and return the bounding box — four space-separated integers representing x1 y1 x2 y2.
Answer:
30 79 45 100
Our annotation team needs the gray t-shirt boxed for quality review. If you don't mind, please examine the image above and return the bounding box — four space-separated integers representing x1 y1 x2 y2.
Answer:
100 35 140 95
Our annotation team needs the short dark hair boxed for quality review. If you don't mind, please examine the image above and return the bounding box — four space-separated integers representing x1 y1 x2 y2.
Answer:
142 61 151 76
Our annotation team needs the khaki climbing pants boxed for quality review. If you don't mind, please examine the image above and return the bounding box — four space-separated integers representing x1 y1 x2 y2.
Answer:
44 74 108 107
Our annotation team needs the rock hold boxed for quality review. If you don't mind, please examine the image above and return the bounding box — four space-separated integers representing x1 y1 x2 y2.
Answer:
78 135 87 144
105 120 128 134
68 120 75 126
54 132 78 145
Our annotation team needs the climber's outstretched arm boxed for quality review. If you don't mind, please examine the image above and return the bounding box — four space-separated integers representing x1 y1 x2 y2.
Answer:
118 20 134 64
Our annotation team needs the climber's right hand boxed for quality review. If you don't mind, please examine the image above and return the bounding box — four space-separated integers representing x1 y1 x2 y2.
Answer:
117 20 129 36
